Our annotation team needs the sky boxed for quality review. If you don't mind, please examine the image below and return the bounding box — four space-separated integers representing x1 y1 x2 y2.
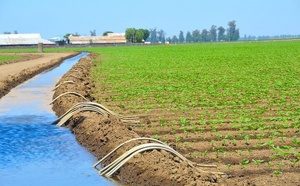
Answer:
0 0 299 39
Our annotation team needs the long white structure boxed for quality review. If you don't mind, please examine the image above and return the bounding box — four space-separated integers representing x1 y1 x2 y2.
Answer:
0 33 55 45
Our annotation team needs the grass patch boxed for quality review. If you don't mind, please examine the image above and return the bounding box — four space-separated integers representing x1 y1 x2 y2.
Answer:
0 55 22 63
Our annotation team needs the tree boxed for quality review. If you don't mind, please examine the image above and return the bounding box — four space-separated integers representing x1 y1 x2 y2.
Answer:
74 32 80 36
232 28 240 41
179 31 185 43
3 32 11 34
217 26 226 41
226 20 239 41
150 28 157 43
201 29 209 42
186 31 192 43
172 35 178 43
14 30 18 34
135 29 145 43
90 29 96 36
125 28 136 43
192 29 201 42
64 33 72 38
185 31 193 43
157 29 166 43
142 29 150 41
209 25 217 42
103 31 113 36
166 37 171 43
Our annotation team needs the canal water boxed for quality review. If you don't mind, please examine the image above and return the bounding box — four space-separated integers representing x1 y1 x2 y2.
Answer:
0 53 116 186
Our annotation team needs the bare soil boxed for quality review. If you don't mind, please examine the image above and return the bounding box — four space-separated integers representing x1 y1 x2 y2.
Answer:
0 52 78 99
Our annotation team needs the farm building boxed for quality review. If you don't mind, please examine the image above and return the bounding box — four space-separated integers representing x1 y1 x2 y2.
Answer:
68 33 126 45
0 33 55 46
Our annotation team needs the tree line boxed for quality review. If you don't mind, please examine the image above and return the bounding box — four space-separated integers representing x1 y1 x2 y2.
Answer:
125 20 240 44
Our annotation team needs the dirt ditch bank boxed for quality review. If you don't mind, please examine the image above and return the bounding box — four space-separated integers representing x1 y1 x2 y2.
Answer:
51 53 230 186
0 52 78 99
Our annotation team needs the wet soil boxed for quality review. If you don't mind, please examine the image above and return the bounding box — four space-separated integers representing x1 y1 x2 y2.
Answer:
51 53 229 186
0 52 78 99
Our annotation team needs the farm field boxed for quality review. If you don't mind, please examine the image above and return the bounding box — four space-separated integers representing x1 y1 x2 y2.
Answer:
0 55 21 61
90 41 300 183
0 55 22 64
0 41 299 184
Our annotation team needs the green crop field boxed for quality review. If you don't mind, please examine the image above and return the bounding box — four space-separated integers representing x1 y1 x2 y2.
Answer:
90 41 300 176
0 40 299 178
0 55 22 63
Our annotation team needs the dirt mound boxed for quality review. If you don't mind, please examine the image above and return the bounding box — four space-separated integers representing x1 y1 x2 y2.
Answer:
0 53 78 100
51 53 229 186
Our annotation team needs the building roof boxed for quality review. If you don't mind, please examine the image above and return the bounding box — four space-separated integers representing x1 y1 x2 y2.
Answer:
0 33 55 45
68 33 126 44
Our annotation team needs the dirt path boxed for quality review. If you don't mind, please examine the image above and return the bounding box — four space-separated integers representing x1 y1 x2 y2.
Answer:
0 52 78 99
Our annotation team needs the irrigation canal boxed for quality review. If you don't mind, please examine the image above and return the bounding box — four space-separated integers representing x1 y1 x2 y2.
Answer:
0 53 116 186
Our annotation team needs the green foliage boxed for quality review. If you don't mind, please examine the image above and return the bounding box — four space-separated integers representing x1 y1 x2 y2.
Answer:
0 55 22 62
226 20 239 41
217 26 226 41
125 28 150 43
103 31 113 36
89 41 300 165
185 31 192 43
179 31 185 43
125 28 136 43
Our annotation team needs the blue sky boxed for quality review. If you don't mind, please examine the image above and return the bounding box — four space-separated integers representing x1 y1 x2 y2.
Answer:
0 0 299 39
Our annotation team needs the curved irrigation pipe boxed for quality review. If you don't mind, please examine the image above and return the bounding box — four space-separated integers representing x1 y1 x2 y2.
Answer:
64 74 81 79
50 92 88 105
52 102 139 126
70 69 81 73
94 138 222 178
99 143 184 177
52 81 76 91
73 66 86 71
93 137 166 169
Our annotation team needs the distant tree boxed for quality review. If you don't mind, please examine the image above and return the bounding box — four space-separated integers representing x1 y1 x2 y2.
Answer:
150 28 157 43
3 32 11 34
233 28 240 41
166 37 171 43
201 29 209 42
217 26 226 41
14 30 18 34
209 25 217 42
172 35 178 43
157 29 166 43
142 29 150 41
90 29 96 36
103 31 113 36
192 29 201 42
226 20 239 41
179 31 185 43
186 31 192 43
125 28 136 43
135 29 145 43
64 33 72 38
74 32 80 36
